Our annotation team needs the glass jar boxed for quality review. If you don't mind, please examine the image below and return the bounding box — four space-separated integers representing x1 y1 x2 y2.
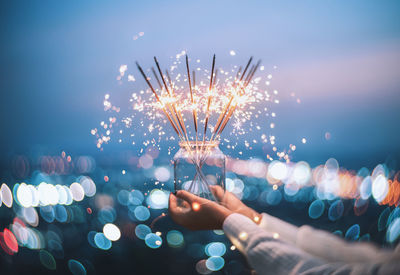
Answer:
174 141 225 201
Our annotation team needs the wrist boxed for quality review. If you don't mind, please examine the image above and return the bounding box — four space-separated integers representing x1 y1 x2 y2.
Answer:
245 207 261 224
217 208 233 229
252 212 262 224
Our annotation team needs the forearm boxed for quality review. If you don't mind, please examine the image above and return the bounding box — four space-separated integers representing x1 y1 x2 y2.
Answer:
258 213 299 245
223 213 325 274
258 212 392 263
223 213 399 275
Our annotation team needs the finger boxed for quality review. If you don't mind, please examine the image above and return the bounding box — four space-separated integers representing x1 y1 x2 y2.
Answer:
176 190 199 203
168 193 179 218
169 192 178 209
168 194 193 227
169 193 191 211
210 185 225 201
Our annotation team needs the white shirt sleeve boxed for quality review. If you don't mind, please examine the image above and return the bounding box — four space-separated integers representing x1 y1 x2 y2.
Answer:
223 213 400 275
258 213 395 263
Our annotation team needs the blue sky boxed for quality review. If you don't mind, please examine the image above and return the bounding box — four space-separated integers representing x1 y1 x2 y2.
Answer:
1 0 399 168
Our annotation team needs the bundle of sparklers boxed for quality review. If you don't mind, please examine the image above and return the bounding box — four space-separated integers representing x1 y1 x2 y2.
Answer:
135 55 261 197
135 55 261 151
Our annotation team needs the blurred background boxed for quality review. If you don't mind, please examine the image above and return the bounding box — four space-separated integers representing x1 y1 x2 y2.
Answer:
0 1 399 274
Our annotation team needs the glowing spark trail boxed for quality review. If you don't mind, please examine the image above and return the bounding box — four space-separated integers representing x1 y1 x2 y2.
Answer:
94 53 292 174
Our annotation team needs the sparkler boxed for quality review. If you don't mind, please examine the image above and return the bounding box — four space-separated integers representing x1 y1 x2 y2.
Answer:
135 62 181 137
185 55 198 140
93 52 293 199
95 52 285 158
135 55 262 198
135 54 260 146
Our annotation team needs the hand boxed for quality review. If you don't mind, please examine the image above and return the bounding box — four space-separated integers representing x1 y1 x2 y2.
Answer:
210 186 262 224
169 190 232 230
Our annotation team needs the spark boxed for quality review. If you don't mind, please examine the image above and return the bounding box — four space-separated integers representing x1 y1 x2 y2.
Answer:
94 53 295 164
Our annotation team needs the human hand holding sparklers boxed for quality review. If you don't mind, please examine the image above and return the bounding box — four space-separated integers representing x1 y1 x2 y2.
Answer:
168 190 232 230
169 188 262 230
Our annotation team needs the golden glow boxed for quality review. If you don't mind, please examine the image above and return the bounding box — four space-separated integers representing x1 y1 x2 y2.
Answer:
192 202 200 211
239 232 248 241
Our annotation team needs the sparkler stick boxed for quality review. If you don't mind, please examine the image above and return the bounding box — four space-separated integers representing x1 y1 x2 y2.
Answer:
135 62 181 137
210 95 233 141
244 65 255 84
151 67 163 90
239 56 253 81
210 57 255 141
164 68 190 144
165 70 173 90
244 60 261 87
213 67 218 86
192 70 196 88
165 67 191 144
151 65 185 138
203 54 216 141
192 70 198 138
217 103 236 136
185 55 198 138
209 55 216 90
154 57 172 95
216 60 261 138
207 67 218 135
154 57 190 142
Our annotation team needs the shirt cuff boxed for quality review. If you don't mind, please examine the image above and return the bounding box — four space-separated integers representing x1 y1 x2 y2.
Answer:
223 213 259 236
258 213 299 245
223 213 273 251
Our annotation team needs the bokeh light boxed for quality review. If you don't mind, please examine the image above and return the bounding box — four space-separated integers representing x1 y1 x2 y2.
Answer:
205 242 226 257
205 256 225 271
166 230 184 248
328 200 344 221
345 224 360 241
135 224 151 240
1 183 13 208
94 233 112 250
134 206 151 221
372 175 389 203
68 259 87 275
147 189 168 209
39 250 56 270
103 223 121 241
387 217 400 243
308 200 325 219
144 233 162 249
